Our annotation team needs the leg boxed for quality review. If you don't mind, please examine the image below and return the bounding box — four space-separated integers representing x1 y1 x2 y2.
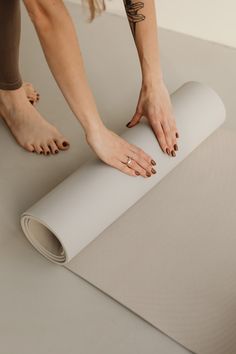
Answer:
0 0 69 154
0 1 40 104
0 0 22 90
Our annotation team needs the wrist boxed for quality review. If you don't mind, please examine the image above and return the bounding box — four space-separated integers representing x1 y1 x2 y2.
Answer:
141 73 164 92
81 113 105 136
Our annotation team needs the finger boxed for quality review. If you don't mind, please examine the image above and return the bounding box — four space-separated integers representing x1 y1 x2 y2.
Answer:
128 144 157 166
127 111 142 128
161 119 174 155
116 160 139 177
128 151 156 176
120 155 148 177
168 115 178 152
151 120 168 154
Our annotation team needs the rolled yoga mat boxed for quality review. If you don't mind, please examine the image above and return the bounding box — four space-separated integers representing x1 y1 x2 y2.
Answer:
21 81 236 354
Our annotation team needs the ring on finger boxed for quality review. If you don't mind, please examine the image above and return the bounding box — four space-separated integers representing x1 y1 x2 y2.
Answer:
126 156 133 167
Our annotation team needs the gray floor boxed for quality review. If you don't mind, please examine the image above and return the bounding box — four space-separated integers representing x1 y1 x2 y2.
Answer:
0 3 235 354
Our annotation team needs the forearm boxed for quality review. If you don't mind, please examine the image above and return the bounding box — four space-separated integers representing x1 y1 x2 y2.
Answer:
123 0 163 88
25 0 103 133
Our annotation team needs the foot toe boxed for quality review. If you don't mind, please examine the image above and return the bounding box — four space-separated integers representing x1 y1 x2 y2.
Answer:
24 143 35 152
54 138 70 151
35 144 43 154
49 141 59 154
42 143 51 156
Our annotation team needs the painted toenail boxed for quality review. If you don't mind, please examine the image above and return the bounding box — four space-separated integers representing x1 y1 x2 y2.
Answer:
55 150 59 154
171 150 176 157
46 151 50 155
40 151 43 154
62 141 69 147
174 144 178 151
151 159 156 166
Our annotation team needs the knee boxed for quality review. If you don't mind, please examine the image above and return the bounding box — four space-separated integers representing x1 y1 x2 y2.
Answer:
23 0 63 27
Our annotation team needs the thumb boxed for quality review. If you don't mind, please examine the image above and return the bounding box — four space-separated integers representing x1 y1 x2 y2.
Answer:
126 112 142 128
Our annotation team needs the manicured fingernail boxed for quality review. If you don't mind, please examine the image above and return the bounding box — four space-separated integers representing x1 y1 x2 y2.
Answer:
146 172 152 177
176 132 179 138
135 171 140 176
63 141 69 147
151 168 156 174
166 148 170 155
171 150 176 157
55 150 59 154
174 144 178 151
151 159 156 166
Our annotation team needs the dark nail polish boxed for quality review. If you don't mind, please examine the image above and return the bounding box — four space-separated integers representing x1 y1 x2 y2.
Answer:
171 150 176 157
40 151 43 154
146 172 152 177
135 171 140 176
151 159 156 166
151 168 156 174
174 144 178 151
62 141 69 147
46 151 50 155
55 150 59 154
176 132 179 138
166 148 170 155
126 121 131 128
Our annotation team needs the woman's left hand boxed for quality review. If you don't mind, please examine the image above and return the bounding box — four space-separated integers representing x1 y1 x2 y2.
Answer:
126 79 179 156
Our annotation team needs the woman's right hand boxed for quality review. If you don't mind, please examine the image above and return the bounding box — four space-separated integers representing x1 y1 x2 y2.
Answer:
85 125 157 178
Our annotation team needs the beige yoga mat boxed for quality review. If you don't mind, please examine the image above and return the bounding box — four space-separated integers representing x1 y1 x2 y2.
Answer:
21 81 236 354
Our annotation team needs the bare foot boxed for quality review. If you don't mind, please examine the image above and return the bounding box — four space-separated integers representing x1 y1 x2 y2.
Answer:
23 81 40 106
0 86 70 155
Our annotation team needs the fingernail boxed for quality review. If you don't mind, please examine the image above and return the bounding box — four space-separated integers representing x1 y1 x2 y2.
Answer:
166 148 170 155
151 159 156 166
126 121 131 127
146 172 152 177
63 141 69 147
174 144 178 151
55 150 59 154
135 171 140 176
151 168 156 174
171 150 176 157
176 132 179 138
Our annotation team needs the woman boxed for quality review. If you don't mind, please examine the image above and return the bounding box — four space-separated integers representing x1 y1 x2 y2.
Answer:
0 0 179 178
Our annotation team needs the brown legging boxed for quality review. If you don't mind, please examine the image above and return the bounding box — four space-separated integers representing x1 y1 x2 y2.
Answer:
0 0 23 90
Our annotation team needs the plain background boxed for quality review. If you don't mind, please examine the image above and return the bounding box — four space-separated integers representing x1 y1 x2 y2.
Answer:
0 1 235 354
72 0 236 48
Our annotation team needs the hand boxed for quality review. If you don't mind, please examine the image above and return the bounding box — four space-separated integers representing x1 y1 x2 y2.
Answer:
85 124 157 178
126 79 179 156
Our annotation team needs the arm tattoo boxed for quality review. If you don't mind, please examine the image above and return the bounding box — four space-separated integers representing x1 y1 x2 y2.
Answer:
123 1 145 38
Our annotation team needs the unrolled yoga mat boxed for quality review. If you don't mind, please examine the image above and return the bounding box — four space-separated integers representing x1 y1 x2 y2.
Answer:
21 81 236 354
